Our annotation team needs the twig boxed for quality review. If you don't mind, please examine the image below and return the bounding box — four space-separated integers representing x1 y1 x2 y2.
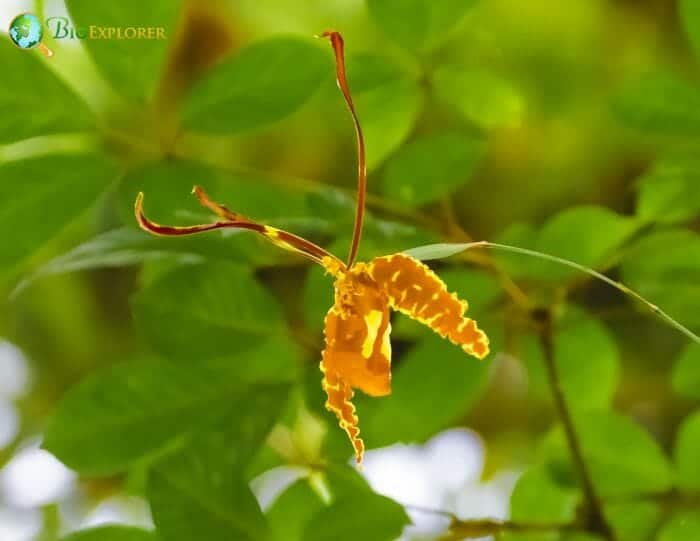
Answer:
444 517 581 540
538 310 615 540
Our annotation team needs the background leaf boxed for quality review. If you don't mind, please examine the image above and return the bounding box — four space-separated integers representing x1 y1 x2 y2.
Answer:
636 154 700 224
0 39 94 143
0 154 117 269
66 0 181 102
680 0 700 61
266 479 325 541
674 410 700 492
131 262 286 361
382 132 484 207
672 343 700 399
658 512 700 541
183 37 328 133
43 345 294 475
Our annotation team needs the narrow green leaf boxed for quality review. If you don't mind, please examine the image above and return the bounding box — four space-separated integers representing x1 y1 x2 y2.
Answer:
0 38 94 143
433 66 524 130
621 229 700 330
359 333 490 448
542 410 673 497
61 526 157 541
402 242 474 261
674 410 700 491
0 154 117 269
672 344 700 399
132 262 285 361
65 0 181 102
658 512 700 541
43 344 295 476
636 154 700 224
614 73 700 135
183 37 328 133
680 0 700 61
382 132 484 207
149 447 268 541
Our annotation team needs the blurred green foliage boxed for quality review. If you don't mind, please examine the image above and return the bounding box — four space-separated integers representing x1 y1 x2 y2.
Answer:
1 0 699 540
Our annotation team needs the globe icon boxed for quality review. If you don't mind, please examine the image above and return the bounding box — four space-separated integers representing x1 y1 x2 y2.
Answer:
9 13 43 49
8 13 53 57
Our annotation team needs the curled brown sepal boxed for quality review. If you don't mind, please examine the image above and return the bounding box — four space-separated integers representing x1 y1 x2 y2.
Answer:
134 188 345 270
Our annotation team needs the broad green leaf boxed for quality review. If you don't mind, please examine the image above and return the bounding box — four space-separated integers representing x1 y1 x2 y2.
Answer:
266 479 324 541
509 466 580 541
637 154 700 224
680 0 700 61
672 343 700 399
0 38 94 143
359 332 490 448
382 132 484 207
366 0 477 52
674 410 700 491
542 410 673 497
65 0 180 102
149 446 268 541
357 78 423 170
132 262 284 361
0 154 117 269
621 229 700 330
43 343 295 476
183 37 328 133
520 308 619 411
604 501 661 541
614 73 700 135
61 526 157 541
658 512 700 541
303 488 409 541
532 206 638 281
433 66 524 130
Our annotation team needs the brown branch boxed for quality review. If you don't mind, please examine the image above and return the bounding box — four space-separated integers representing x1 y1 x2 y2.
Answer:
444 517 581 540
537 309 615 541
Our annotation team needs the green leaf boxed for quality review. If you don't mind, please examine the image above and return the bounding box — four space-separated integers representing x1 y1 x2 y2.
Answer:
542 410 673 497
604 501 661 541
510 465 580 527
0 154 117 269
621 229 700 330
674 410 700 491
303 488 409 541
149 446 268 541
359 332 490 448
672 343 700 399
183 37 328 133
658 512 700 541
382 132 484 207
366 0 477 52
357 77 423 170
680 0 700 61
65 0 181 102
433 66 524 130
0 39 94 143
636 154 700 224
132 262 285 361
61 526 157 541
520 308 619 411
266 479 324 541
43 344 294 476
402 242 475 261
614 73 700 135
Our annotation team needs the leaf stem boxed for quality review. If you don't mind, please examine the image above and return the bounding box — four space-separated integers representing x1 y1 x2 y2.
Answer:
537 310 615 540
